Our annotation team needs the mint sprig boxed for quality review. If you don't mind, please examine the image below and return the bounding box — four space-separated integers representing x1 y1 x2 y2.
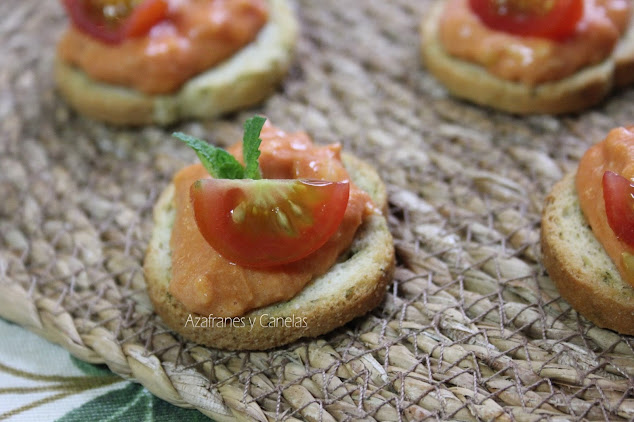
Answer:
242 116 266 179
172 132 245 179
173 116 267 180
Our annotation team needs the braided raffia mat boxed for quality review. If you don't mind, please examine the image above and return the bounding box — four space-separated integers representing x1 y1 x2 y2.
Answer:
3 0 634 420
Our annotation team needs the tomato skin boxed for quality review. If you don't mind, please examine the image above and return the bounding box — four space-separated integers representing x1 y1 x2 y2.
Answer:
603 170 634 247
120 0 168 38
468 0 584 40
61 0 168 44
190 178 351 268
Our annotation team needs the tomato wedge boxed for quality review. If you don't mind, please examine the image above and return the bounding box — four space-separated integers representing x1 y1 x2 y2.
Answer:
61 0 168 44
190 178 350 267
603 170 634 247
468 0 584 40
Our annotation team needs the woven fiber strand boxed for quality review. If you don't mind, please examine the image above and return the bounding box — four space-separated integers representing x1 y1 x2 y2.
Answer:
2 0 634 420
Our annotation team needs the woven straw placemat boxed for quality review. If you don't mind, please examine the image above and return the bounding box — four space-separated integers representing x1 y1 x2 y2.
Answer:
2 0 634 420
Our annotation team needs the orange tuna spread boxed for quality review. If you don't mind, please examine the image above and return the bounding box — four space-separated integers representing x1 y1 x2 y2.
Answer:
439 0 631 85
168 123 375 317
57 0 269 94
577 126 634 287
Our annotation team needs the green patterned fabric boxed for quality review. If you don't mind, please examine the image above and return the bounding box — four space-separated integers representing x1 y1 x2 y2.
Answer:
0 319 208 421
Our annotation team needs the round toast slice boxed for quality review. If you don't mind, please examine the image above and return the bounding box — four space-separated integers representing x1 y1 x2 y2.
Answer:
420 0 634 114
541 171 634 334
144 153 395 350
55 0 297 126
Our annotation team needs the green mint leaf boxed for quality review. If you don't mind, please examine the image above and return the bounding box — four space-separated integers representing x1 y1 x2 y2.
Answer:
173 132 245 179
242 116 266 180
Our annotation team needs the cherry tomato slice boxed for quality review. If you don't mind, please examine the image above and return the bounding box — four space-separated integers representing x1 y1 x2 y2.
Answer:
468 0 584 40
190 178 351 268
61 0 168 44
603 170 634 247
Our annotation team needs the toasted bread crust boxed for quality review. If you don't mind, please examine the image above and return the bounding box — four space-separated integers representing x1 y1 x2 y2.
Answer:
541 172 634 335
615 8 634 87
144 154 395 350
54 0 297 126
420 0 634 115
